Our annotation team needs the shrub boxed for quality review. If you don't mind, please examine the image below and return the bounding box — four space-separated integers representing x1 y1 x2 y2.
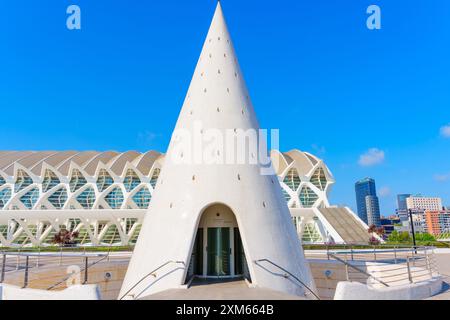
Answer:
53 229 79 247
369 236 381 246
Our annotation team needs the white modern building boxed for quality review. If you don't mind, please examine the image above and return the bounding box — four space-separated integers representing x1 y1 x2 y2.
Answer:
0 151 164 247
272 150 372 244
406 196 443 212
0 149 371 248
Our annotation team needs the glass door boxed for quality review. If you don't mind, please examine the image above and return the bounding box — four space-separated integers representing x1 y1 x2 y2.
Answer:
207 227 230 276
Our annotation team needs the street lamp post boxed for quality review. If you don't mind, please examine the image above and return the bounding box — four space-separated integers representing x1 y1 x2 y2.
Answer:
408 209 417 252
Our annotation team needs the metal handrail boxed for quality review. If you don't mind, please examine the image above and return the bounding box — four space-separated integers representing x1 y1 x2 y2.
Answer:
46 253 110 290
118 260 185 300
0 250 108 287
0 252 106 258
328 253 390 287
254 259 320 300
330 246 435 256
326 246 439 285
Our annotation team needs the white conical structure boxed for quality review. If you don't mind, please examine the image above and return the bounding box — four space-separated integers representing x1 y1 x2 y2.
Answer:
119 2 316 299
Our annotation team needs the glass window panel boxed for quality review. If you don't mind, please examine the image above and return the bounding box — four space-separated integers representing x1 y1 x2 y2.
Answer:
132 186 151 209
299 186 319 208
42 169 60 193
69 169 87 193
96 169 114 192
283 168 301 191
0 187 12 209
123 169 141 192
104 187 124 209
302 223 324 243
282 188 291 202
19 187 40 209
76 187 96 209
47 187 68 209
14 169 33 193
310 167 327 191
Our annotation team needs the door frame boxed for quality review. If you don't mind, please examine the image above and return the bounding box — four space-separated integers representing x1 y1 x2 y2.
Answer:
190 203 248 280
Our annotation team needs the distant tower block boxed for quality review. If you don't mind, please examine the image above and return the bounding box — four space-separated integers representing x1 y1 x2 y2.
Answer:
119 2 316 299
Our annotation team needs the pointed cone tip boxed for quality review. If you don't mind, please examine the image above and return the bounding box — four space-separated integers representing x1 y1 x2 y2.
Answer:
208 0 229 36
214 1 225 19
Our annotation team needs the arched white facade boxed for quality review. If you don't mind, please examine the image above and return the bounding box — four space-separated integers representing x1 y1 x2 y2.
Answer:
0 149 341 247
0 151 163 212
0 151 163 247
272 149 335 209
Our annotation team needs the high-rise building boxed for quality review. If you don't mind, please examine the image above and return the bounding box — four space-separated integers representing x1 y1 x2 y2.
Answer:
397 194 411 211
366 195 381 227
355 177 380 224
406 196 442 212
424 210 450 236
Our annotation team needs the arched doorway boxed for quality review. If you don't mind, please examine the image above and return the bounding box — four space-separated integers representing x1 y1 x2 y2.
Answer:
188 204 249 280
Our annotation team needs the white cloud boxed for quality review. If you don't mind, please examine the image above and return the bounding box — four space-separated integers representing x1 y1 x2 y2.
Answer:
358 148 385 167
434 173 450 182
440 124 450 138
378 186 391 197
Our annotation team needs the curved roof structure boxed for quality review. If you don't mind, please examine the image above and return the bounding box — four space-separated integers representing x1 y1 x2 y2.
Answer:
284 150 318 176
271 149 325 176
83 152 120 176
271 149 335 209
57 151 101 175
0 147 334 215
0 151 163 179
0 150 165 217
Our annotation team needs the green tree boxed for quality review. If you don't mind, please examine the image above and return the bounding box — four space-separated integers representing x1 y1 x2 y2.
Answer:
387 230 412 243
399 231 412 242
387 230 400 243
415 233 436 243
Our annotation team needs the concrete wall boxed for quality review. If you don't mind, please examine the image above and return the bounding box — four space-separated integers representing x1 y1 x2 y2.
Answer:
309 259 443 300
334 278 443 300
308 259 365 300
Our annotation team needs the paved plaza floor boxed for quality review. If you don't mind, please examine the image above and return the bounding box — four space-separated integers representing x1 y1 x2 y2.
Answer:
141 278 306 300
429 250 450 300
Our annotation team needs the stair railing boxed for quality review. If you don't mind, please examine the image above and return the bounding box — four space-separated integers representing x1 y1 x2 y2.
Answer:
254 258 320 300
118 260 185 300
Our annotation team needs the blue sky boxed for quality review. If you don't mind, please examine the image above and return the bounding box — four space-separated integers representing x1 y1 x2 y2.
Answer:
0 0 449 215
